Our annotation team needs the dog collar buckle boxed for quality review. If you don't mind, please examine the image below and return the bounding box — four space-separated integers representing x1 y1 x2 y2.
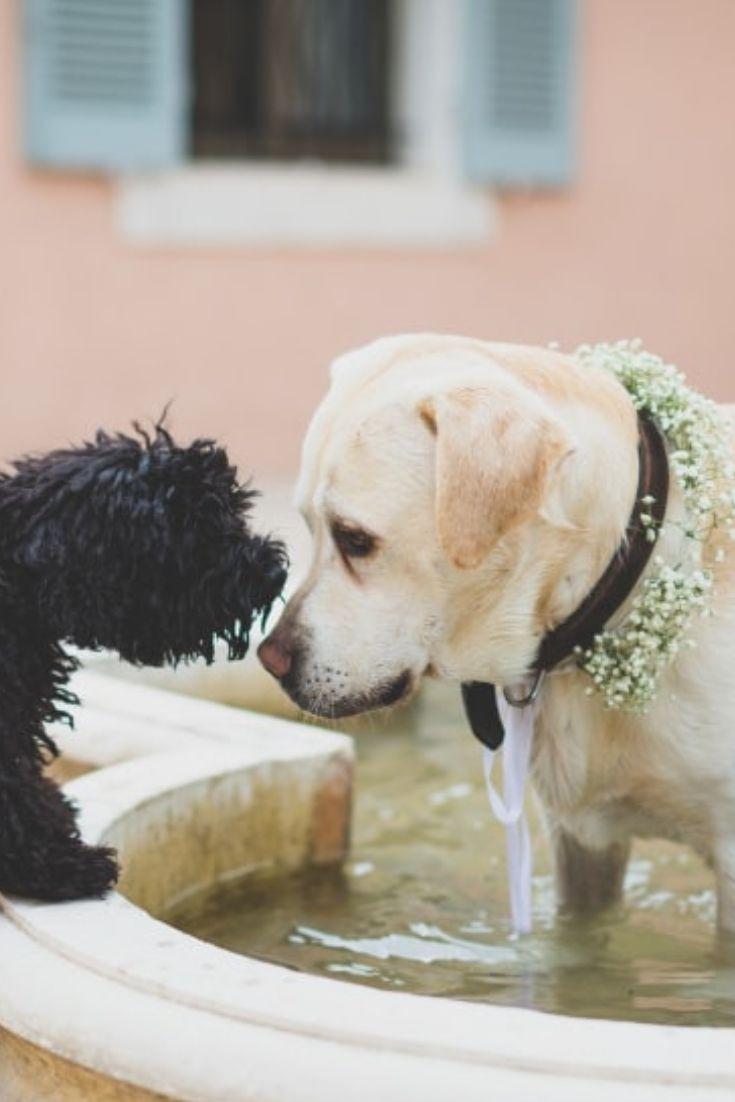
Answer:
503 671 544 709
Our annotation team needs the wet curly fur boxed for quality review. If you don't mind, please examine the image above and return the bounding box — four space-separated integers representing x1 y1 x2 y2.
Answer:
0 425 287 901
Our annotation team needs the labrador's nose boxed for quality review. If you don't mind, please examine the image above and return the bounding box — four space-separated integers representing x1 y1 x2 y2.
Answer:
258 634 292 680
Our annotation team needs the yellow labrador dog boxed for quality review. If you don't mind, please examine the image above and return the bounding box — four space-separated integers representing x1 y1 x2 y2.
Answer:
259 334 735 929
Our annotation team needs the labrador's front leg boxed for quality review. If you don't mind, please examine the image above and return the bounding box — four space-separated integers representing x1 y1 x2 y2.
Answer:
712 839 735 934
553 827 631 915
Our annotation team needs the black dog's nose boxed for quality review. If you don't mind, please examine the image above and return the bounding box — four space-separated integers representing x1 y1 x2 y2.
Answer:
258 634 292 680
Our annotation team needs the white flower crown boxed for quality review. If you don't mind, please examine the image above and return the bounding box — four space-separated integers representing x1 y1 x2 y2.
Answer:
571 340 735 712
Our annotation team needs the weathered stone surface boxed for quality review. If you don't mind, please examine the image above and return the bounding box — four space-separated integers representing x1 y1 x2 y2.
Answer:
309 754 353 866
0 1028 166 1101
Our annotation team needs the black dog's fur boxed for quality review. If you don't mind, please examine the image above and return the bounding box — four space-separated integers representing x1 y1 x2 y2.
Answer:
0 425 287 901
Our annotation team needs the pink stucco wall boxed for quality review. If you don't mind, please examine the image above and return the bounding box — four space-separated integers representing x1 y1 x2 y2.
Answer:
2 1 735 479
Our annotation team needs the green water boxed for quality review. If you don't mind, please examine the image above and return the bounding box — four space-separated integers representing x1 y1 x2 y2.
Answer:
167 682 735 1026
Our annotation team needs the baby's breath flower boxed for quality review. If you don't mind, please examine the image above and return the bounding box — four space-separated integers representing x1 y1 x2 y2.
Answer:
573 341 734 712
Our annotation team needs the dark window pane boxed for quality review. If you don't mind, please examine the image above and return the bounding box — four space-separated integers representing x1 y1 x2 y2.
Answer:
192 0 392 163
192 1 263 155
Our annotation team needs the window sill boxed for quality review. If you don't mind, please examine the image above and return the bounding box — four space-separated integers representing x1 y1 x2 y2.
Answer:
114 162 495 249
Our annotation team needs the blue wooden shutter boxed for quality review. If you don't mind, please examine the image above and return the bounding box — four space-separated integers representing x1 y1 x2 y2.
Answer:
24 0 188 171
462 0 576 187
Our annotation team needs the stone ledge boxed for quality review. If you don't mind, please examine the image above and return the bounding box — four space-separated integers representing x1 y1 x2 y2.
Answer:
2 673 735 1101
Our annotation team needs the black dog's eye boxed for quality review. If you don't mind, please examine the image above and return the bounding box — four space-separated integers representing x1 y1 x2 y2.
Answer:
331 522 377 560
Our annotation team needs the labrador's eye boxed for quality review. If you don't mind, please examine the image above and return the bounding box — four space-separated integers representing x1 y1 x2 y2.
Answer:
331 522 377 560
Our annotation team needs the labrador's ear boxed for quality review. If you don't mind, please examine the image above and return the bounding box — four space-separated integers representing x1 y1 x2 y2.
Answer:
419 388 569 570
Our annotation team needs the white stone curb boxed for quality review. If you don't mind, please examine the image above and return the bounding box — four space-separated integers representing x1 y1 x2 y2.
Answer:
0 673 732 1100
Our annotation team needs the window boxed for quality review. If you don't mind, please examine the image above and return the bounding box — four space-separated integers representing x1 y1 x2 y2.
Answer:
23 0 576 246
192 0 391 164
25 0 575 183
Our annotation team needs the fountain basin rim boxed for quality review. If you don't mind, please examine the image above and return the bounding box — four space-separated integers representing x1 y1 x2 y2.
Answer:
0 750 732 1095
0 671 733 1100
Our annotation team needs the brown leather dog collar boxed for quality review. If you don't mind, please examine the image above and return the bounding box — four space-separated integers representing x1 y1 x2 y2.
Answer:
462 413 670 750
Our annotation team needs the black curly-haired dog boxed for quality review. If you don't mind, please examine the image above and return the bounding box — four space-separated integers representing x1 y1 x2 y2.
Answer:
0 425 287 902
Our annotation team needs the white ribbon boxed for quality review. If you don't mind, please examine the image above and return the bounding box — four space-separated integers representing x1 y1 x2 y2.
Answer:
482 690 536 935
